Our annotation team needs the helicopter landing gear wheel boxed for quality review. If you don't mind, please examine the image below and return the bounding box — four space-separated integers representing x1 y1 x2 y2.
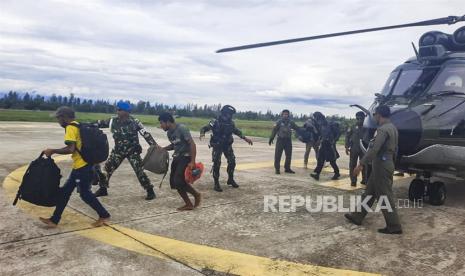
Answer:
428 181 446 206
408 178 425 201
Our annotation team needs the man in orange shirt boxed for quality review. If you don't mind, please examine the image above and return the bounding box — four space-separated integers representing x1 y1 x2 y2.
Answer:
39 106 110 228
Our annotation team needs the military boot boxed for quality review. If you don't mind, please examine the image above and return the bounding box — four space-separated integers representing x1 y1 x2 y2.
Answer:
145 187 156 200
227 177 239 188
214 178 223 192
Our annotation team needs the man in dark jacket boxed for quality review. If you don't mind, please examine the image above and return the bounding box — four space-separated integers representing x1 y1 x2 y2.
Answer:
310 112 340 180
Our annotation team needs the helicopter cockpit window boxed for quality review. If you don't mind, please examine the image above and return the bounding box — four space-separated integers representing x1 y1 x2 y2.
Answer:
391 69 423 96
428 66 465 94
380 71 399 95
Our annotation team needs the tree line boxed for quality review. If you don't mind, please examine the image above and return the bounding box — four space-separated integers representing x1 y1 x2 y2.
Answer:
0 91 354 129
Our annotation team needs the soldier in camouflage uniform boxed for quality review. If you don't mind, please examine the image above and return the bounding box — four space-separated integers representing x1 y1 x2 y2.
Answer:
94 101 157 200
200 105 253 192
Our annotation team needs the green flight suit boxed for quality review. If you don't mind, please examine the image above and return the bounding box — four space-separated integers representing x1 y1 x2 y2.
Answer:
350 120 402 231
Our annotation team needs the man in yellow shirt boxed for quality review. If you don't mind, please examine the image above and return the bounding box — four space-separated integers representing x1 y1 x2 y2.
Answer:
39 106 110 228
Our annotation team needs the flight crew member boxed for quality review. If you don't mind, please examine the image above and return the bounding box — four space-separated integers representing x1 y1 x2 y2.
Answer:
94 101 157 200
345 105 403 235
200 105 253 192
159 112 201 211
303 116 320 169
345 111 367 186
310 112 340 180
40 106 110 228
269 109 300 174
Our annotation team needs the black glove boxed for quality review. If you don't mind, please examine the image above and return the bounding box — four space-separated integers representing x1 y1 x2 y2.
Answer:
268 138 274 146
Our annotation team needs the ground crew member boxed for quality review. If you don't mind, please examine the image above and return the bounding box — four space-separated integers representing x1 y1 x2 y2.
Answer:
269 109 300 174
94 101 157 200
200 105 253 192
40 106 110 228
310 112 340 180
345 111 367 186
303 116 320 169
345 105 402 235
159 112 201 211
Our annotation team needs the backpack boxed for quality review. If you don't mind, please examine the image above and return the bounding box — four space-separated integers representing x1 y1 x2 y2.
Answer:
329 122 341 142
13 153 62 207
142 145 169 174
296 127 313 143
69 123 109 165
142 145 169 188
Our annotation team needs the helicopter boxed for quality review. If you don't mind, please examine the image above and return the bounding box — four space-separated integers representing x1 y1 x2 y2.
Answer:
217 15 465 206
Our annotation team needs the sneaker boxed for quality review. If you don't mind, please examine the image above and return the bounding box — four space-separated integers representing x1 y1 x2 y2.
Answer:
284 169 295 174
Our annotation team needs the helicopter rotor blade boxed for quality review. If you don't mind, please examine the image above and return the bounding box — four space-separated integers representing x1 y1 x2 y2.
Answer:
216 15 465 53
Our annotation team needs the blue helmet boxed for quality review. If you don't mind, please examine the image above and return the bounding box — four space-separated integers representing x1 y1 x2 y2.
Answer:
117 101 131 112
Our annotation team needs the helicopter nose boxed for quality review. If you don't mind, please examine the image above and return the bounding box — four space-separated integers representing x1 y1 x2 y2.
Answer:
391 110 423 155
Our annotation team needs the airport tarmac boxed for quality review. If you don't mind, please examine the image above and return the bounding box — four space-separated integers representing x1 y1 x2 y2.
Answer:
2 121 465 276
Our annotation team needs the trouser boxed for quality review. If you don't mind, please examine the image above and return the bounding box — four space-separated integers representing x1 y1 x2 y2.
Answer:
349 149 366 184
212 144 236 180
349 161 402 231
314 155 339 175
274 137 292 171
97 148 153 190
51 165 110 224
304 141 319 166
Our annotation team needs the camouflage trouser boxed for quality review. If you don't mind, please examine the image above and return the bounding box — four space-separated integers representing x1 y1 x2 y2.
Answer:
96 149 153 190
212 144 236 180
304 140 320 166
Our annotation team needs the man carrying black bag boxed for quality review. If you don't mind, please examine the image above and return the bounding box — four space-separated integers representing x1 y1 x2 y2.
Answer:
39 106 110 228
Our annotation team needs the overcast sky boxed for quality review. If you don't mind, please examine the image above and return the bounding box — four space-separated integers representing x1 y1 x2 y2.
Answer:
0 0 463 117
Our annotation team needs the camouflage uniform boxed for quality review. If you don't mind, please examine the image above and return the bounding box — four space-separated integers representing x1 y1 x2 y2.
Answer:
302 118 321 167
200 118 245 185
95 116 157 191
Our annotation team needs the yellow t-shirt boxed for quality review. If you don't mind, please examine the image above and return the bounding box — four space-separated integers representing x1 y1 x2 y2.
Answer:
64 121 88 169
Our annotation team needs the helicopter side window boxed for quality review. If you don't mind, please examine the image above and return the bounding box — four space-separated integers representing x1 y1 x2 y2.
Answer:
391 69 423 96
380 71 399 95
428 66 465 94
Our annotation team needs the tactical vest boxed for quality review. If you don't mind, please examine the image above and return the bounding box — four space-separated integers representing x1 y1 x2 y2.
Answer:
277 119 292 138
210 119 235 145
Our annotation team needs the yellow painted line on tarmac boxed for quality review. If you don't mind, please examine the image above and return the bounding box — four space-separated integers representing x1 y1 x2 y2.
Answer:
2 157 380 276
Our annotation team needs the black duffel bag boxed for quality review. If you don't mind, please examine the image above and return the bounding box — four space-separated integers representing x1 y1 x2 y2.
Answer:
13 153 62 207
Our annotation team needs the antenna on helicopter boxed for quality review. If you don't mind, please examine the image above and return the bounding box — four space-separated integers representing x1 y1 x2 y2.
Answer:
217 15 465 53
